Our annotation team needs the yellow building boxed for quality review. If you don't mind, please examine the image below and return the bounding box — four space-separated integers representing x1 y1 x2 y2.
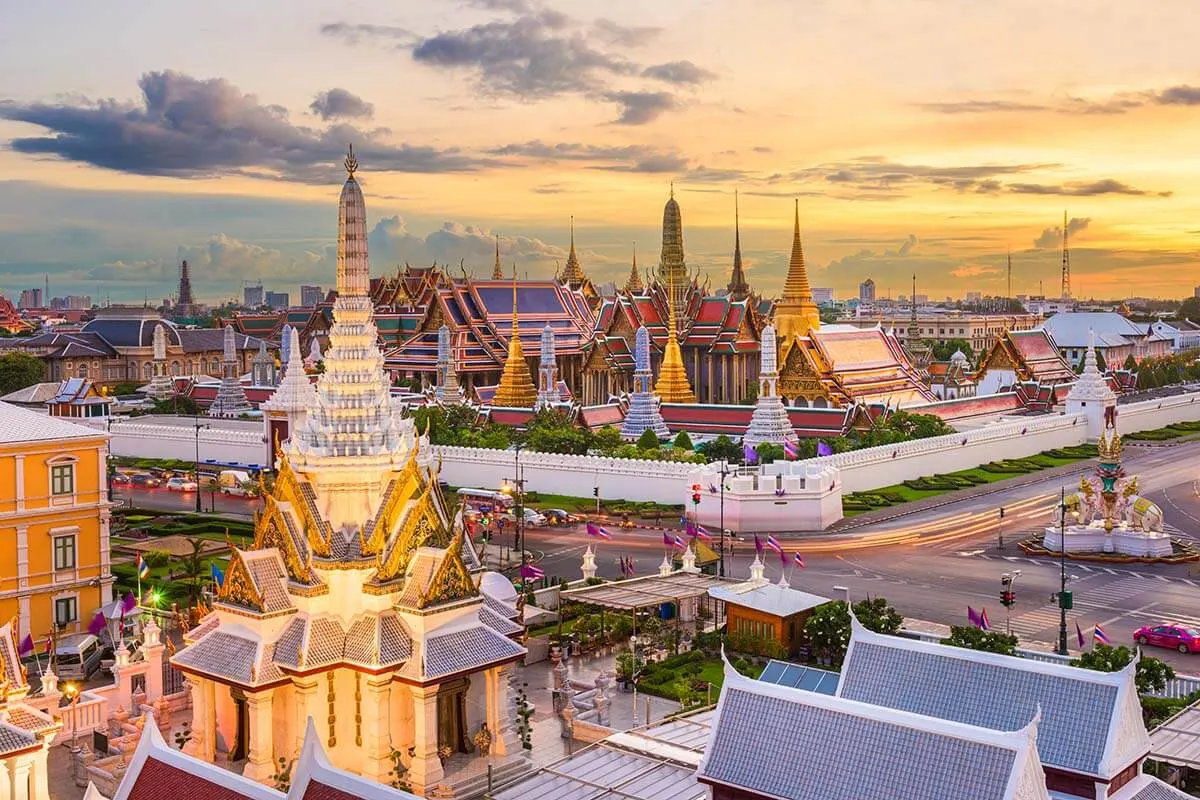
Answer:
0 400 113 642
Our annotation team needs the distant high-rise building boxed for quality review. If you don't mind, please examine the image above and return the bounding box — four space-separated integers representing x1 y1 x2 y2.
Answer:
859 279 876 303
1195 285 1200 298
300 285 324 307
243 284 264 307
175 259 195 316
17 288 42 309
812 287 834 305
965 291 982 303
913 294 928 305
265 291 290 310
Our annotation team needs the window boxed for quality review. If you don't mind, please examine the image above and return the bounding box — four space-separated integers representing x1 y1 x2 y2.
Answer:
77 364 88 378
51 464 74 496
54 535 77 570
54 597 78 627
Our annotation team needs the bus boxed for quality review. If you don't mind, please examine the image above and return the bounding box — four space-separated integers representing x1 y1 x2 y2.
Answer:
456 488 514 520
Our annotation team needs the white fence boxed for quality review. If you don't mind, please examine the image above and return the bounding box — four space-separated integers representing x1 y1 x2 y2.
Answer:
109 417 268 469
1118 392 1200 434
432 445 695 503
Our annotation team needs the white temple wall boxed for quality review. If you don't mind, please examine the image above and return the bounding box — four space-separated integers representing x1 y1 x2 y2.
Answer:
689 463 844 532
391 683 415 766
976 368 1018 397
108 418 268 469
432 445 695 502
213 685 238 759
1117 391 1200 433
465 673 488 744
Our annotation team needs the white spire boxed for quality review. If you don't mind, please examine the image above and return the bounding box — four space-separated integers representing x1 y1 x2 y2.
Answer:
744 323 798 448
262 326 317 413
222 323 236 362
434 323 464 404
620 325 669 439
535 323 561 410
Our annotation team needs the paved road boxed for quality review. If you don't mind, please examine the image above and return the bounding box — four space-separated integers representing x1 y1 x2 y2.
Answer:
112 485 258 517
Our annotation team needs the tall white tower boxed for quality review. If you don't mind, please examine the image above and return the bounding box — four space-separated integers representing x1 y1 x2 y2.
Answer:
535 323 562 410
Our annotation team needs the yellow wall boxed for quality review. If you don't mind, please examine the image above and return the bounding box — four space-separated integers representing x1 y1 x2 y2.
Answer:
0 434 112 643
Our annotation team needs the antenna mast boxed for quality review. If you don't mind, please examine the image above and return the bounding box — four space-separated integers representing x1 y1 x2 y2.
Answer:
1060 210 1071 300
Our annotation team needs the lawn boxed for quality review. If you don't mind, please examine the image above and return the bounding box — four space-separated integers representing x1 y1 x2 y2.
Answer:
635 650 764 705
1125 420 1200 442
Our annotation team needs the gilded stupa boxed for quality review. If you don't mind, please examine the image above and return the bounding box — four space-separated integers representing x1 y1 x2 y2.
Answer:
654 275 697 404
772 199 821 344
492 235 504 280
624 246 644 294
171 147 528 796
558 217 585 287
490 267 539 407
656 186 689 323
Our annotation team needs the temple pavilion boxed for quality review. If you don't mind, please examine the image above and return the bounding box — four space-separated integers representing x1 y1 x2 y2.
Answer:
171 148 528 797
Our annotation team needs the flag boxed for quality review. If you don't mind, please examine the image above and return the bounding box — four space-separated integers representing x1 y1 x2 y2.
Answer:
817 441 833 457
87 611 106 637
663 532 674 548
687 522 712 541
210 562 225 587
120 592 136 615
784 440 800 461
793 552 805 569
43 637 51 655
519 563 545 581
18 635 32 656
754 534 764 555
136 554 150 580
1093 625 1111 646
980 608 991 632
586 522 613 540
673 535 687 550
778 548 788 566
1076 621 1085 649
743 442 758 464
967 606 982 628
766 535 783 554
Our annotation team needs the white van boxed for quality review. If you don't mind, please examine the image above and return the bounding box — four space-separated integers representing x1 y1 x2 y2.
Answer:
218 470 253 496
55 633 103 680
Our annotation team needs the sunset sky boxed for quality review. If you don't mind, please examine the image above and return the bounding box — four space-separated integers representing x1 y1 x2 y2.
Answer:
2 0 1199 304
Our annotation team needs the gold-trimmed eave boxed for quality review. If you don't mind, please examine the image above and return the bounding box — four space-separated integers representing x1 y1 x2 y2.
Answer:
373 484 448 583
218 549 266 613
360 456 422 555
255 494 316 585
273 451 333 559
417 535 478 609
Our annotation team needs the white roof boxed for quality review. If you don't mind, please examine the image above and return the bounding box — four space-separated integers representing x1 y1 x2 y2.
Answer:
707 580 831 617
0 400 107 444
1040 313 1148 348
1149 696 1200 769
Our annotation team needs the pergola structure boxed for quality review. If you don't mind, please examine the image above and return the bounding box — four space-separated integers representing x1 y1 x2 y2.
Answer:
1149 697 1200 786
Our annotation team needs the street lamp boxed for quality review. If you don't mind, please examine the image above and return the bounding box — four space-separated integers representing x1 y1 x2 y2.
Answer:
510 444 526 572
1055 487 1074 656
193 416 210 513
717 459 730 578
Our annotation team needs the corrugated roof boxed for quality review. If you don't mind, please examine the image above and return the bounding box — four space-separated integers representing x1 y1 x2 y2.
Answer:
0 400 107 444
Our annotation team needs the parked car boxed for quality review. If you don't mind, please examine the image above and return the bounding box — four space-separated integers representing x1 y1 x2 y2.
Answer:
1133 623 1200 654
542 508 578 526
166 477 198 492
498 508 547 527
55 634 103 681
129 473 160 488
111 473 133 486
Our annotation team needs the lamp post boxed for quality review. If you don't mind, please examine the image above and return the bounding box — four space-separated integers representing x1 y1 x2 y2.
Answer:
193 417 209 513
717 459 730 578
510 443 526 570
1055 487 1073 656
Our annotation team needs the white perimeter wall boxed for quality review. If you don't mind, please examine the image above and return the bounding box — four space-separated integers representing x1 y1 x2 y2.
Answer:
1118 391 1200 434
109 418 269 469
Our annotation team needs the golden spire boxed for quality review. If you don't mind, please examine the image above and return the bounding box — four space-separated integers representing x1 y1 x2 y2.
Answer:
771 199 821 343
654 272 696 404
492 265 538 407
492 235 504 280
624 242 644 294
559 216 585 285
344 144 358 178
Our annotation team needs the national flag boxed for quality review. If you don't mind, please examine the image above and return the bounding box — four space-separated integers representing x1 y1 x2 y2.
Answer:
784 440 800 461
793 552 805 569
43 637 51 655
816 441 833 457
519 563 545 581
136 554 150 580
1076 621 1085 649
979 608 991 631
18 635 32 656
585 522 613 540
210 562 225 587
120 592 136 615
967 606 982 628
87 611 106 637
1093 625 1111 646
754 534 764 555
673 535 687 550
743 442 758 464
663 532 674 548
765 535 783 554
687 522 712 541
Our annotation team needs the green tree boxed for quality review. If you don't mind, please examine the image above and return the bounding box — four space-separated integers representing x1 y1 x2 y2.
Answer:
592 425 624 455
930 338 975 363
1122 354 1138 371
636 429 661 450
943 625 1018 655
524 408 592 454
152 396 200 415
697 434 741 463
673 430 694 451
0 351 45 395
853 596 904 634
1071 644 1175 695
804 600 852 665
1094 349 1107 373
175 537 209 609
1177 295 1200 321
755 443 785 464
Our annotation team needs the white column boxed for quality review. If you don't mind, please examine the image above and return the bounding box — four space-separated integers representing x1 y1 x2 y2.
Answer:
293 678 319 757
494 664 515 757
242 690 275 783
184 677 215 760
16 597 29 644
15 527 28 592
99 509 112 601
408 684 443 793
14 455 24 512
361 677 392 783
6 756 30 800
95 445 107 506
28 751 48 800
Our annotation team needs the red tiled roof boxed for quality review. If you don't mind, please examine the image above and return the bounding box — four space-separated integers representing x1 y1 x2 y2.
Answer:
126 757 251 800
300 782 361 800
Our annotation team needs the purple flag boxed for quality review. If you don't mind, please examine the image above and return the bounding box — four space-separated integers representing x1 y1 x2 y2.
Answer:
586 522 613 540
17 635 32 656
1075 621 1085 649
967 606 982 628
816 441 833 457
663 532 674 547
120 591 136 615
754 534 763 555
743 442 758 464
778 548 788 566
784 440 800 460
520 563 545 581
692 524 712 541
87 611 106 637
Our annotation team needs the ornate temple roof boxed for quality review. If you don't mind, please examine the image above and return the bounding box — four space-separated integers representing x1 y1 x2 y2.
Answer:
780 326 936 407
771 201 821 343
978 328 1077 387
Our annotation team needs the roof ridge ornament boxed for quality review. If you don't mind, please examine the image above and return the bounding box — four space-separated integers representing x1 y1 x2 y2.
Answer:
344 144 358 178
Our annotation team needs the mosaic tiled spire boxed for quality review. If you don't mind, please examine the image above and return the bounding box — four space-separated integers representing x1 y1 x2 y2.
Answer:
620 325 669 439
280 324 293 364
727 190 750 301
289 147 411 459
773 199 821 342
492 235 504 280
654 274 696 404
492 268 538 407
657 186 688 325
559 217 586 287
146 323 174 399
251 339 278 386
262 325 317 414
434 323 464 404
535 323 562 410
1067 329 1116 404
744 324 798 448
208 325 252 417
624 245 644 294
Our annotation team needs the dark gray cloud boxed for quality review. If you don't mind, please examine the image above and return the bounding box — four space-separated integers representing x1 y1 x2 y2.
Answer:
309 88 375 120
1034 217 1091 249
319 22 416 46
641 61 716 85
591 18 661 47
791 157 1062 195
1156 84 1200 105
604 90 677 125
921 83 1200 117
488 139 681 166
0 70 485 182
1009 179 1171 197
466 0 531 12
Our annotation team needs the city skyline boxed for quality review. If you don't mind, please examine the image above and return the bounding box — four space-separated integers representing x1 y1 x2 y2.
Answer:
2 0 1200 303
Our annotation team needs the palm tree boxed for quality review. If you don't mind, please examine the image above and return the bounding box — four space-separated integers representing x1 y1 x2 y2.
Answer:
175 537 208 609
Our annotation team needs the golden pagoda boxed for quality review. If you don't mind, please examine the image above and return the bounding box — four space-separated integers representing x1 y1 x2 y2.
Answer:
492 235 504 280
654 275 697 404
772 199 821 344
491 267 538 407
558 217 585 286
624 245 644 294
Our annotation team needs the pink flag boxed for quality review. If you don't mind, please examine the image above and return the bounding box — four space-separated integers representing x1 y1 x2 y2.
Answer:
663 532 674 547
586 522 613 540
17 635 32 656
519 563 545 581
793 552 805 569
87 611 106 637
967 606 982 628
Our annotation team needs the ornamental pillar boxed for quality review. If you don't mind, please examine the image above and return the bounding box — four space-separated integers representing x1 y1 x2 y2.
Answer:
7 755 31 800
407 683 443 793
242 689 275 783
361 677 393 783
292 678 319 757
184 677 215 761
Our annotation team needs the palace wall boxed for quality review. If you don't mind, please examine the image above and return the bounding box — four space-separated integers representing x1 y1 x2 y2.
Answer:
1116 391 1200 433
109 417 269 469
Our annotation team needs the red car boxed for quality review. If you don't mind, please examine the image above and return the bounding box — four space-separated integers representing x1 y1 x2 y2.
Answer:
1133 624 1200 654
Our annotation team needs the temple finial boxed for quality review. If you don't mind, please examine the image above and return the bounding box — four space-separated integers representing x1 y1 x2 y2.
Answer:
670 181 675 199
344 144 358 178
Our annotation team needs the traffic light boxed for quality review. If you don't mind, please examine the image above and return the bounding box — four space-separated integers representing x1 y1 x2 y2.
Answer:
691 484 702 505
999 507 1005 519
1000 574 1015 608
593 487 599 497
